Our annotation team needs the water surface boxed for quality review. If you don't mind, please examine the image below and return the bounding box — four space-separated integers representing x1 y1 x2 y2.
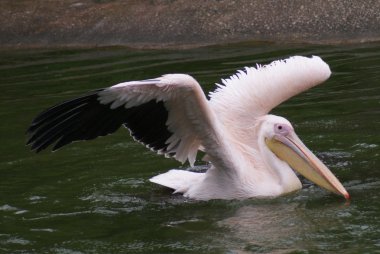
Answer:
0 43 379 253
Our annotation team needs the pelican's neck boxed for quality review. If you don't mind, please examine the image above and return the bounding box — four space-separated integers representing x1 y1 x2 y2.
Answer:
256 118 302 195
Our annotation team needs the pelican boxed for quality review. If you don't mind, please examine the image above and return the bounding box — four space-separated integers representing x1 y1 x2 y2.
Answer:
26 56 349 200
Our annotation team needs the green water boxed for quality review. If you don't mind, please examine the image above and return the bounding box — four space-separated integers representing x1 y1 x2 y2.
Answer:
0 43 379 253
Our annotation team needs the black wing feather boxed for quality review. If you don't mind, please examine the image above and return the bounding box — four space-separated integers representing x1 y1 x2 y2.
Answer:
27 89 175 154
122 100 173 151
28 93 98 131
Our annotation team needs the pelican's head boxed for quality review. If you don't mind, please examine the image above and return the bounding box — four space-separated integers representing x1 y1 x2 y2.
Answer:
259 115 349 199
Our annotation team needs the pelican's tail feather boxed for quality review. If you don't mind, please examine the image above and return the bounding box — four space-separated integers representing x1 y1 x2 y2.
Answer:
149 169 204 194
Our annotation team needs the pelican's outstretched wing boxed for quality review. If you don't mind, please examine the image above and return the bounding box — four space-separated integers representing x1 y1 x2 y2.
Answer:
209 56 331 135
27 74 234 168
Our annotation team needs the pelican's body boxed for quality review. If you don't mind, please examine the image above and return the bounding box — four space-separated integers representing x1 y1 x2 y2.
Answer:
151 115 303 200
150 113 343 200
27 56 349 200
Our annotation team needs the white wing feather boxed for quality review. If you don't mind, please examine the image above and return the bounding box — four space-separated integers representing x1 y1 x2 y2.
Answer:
98 74 236 169
209 56 331 133
98 74 202 166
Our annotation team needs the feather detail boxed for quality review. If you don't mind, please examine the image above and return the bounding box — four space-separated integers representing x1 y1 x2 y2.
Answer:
209 56 331 135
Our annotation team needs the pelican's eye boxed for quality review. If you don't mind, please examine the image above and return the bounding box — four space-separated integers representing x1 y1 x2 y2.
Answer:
274 123 290 136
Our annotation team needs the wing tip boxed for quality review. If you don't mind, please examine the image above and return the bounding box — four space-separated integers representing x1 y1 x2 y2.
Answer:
25 89 108 153
283 55 331 82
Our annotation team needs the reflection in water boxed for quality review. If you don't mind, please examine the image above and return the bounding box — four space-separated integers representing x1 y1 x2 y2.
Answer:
218 203 321 252
217 202 332 253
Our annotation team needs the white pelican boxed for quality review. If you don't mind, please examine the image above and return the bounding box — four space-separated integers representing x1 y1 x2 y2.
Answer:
27 56 349 200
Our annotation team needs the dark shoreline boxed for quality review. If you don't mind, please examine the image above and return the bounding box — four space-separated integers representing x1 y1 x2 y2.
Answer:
1 0 379 49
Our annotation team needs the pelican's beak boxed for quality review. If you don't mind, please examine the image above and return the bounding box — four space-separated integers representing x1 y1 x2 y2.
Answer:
266 132 349 200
